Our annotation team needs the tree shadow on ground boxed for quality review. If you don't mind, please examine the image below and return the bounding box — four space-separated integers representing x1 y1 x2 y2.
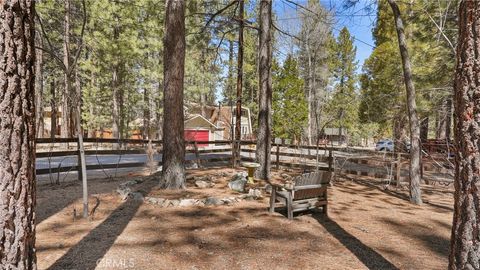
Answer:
381 217 450 257
36 178 126 224
341 176 453 212
47 180 157 270
312 213 399 270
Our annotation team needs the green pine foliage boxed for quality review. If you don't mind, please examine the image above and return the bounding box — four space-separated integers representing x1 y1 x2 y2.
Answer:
272 55 308 140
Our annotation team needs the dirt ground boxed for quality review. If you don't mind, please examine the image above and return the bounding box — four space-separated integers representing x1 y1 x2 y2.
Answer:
36 167 453 270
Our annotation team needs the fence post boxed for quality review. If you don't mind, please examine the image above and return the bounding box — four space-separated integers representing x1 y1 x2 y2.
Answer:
231 139 236 168
194 141 201 168
276 143 280 169
77 141 82 182
328 149 333 172
77 131 88 218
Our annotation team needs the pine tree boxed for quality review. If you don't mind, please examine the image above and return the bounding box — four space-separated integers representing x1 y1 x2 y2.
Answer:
449 1 480 268
272 55 308 140
160 0 186 189
255 0 273 180
0 0 37 268
327 27 358 144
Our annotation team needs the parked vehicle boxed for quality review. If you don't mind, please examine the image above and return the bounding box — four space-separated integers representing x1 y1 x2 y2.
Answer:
375 139 394 152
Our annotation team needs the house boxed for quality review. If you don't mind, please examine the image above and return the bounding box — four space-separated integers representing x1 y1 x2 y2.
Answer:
320 128 348 145
185 102 253 141
184 114 220 147
40 102 255 144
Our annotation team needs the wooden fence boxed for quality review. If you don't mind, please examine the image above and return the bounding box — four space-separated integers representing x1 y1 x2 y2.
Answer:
35 138 336 176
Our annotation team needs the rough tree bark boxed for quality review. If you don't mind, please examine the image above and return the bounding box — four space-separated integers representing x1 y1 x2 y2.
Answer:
50 80 57 139
233 0 244 167
61 0 71 138
160 0 186 189
446 97 452 140
420 117 429 142
388 0 422 205
449 1 480 268
0 0 37 268
112 20 121 149
436 99 448 140
35 36 44 138
143 87 150 139
255 0 272 180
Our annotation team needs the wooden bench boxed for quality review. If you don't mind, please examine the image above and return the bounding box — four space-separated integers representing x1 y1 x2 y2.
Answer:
269 170 331 219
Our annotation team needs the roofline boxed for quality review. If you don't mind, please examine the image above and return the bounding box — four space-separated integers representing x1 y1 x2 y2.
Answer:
184 114 217 128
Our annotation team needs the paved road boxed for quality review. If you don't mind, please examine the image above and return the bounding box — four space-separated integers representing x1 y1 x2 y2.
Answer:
35 152 234 170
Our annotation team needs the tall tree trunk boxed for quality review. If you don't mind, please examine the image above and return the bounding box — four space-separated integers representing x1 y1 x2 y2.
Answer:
74 67 81 136
155 81 163 140
61 0 71 138
449 1 480 268
35 37 44 138
233 0 244 167
255 0 272 180
436 99 448 140
227 39 234 100
160 0 186 189
446 97 452 140
50 80 57 139
111 17 121 147
420 117 429 142
388 0 422 204
393 112 407 152
143 87 150 139
306 41 313 147
0 0 37 268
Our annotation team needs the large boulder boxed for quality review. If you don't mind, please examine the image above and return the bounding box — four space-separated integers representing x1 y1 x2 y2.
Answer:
228 172 248 192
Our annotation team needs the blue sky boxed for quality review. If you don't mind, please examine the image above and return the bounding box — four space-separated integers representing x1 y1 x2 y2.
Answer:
273 0 377 72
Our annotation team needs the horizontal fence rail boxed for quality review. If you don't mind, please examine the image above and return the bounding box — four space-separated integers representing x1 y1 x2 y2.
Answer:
34 138 416 180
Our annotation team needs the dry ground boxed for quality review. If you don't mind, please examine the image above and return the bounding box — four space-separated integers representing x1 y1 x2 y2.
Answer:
36 168 453 270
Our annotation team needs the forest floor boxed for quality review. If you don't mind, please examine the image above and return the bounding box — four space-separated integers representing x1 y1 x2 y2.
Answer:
36 167 453 270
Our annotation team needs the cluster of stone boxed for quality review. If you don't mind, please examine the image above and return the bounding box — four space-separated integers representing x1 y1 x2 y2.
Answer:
143 196 242 207
116 179 145 201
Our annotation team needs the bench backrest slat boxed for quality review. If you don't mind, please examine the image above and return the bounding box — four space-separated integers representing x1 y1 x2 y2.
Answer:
292 171 330 201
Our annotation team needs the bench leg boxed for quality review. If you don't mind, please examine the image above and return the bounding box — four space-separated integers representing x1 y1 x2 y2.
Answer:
269 187 276 213
323 204 328 216
287 192 293 220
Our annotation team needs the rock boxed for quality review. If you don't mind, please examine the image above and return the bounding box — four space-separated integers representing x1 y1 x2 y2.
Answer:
162 199 171 207
195 199 206 206
116 187 132 200
129 192 144 202
195 180 211 189
179 199 197 207
228 172 248 192
221 198 233 205
264 184 272 194
205 197 223 206
248 188 262 198
240 189 262 200
146 197 165 205
186 162 199 169
120 180 137 188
